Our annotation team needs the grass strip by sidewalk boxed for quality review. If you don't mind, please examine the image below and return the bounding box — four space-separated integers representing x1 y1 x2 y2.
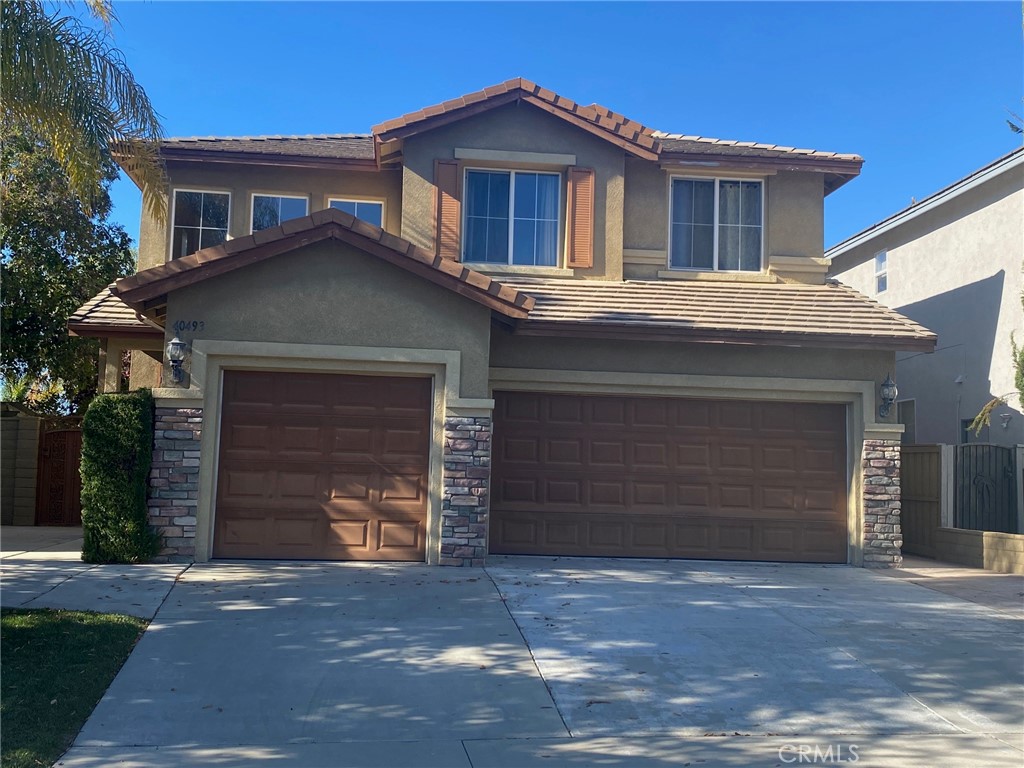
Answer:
1 609 147 768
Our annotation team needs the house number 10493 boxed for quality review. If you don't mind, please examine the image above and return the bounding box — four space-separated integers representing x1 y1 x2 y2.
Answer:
172 320 205 332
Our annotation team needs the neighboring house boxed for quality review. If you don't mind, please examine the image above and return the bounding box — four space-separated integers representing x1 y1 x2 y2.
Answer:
827 148 1024 448
68 78 934 568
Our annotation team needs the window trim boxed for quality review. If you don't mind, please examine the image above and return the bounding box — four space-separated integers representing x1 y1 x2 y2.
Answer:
248 192 310 234
168 187 233 261
874 249 888 294
461 166 563 267
666 175 766 273
326 196 387 228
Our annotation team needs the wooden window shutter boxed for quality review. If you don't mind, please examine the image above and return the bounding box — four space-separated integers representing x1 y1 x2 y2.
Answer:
434 159 461 259
566 166 595 269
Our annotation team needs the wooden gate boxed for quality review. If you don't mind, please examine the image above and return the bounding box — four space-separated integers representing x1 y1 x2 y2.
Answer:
955 444 1018 533
901 445 942 557
34 429 83 526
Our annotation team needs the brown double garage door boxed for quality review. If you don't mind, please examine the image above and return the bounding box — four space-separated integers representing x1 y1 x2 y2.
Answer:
490 391 849 563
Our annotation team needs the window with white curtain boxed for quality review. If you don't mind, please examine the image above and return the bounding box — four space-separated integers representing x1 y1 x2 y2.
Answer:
669 178 763 271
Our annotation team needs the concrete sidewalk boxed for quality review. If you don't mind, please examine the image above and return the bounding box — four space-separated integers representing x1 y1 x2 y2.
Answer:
1 526 187 619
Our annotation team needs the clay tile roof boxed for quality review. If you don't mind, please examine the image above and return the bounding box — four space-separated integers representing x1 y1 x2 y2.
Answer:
111 208 534 320
68 284 163 338
652 131 863 163
371 78 661 160
160 134 375 161
497 277 935 351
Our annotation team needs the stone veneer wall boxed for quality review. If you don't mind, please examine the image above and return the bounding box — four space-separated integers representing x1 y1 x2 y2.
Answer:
862 438 902 567
440 415 491 566
149 406 202 563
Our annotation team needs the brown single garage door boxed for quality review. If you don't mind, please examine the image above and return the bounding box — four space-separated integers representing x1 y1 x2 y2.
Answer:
491 392 848 563
214 371 431 561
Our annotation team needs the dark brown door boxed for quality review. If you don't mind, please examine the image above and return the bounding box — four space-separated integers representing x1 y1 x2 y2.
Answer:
35 430 83 526
214 371 431 561
491 392 848 563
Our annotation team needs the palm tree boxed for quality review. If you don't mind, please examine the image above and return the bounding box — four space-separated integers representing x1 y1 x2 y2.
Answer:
1 0 167 221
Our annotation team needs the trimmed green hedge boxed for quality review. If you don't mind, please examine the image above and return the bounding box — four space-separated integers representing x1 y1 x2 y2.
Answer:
80 389 160 563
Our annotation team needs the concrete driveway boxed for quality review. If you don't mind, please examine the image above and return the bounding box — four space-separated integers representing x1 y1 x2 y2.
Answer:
58 558 1023 767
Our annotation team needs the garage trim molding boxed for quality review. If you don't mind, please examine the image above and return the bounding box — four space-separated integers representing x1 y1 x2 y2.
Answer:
157 339 493 565
489 367 894 566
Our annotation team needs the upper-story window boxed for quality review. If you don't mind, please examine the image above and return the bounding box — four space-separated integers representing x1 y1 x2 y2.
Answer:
669 178 763 272
329 198 383 228
171 190 229 259
463 169 560 266
874 250 888 293
251 194 309 232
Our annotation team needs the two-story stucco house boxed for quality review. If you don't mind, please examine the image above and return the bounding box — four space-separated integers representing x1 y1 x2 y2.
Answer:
69 79 934 567
828 148 1023 448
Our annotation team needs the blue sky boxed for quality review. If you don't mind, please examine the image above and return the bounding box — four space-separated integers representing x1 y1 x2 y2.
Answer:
99 1 1022 248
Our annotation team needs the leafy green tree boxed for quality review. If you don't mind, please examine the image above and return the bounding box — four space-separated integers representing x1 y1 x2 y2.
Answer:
1 0 166 220
1 130 134 414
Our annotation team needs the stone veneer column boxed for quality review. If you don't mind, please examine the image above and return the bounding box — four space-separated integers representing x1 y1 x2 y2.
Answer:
862 439 902 567
440 415 492 566
149 406 203 563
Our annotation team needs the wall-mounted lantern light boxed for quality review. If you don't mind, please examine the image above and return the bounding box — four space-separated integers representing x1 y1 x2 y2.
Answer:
1000 412 1013 429
166 336 188 384
878 374 898 418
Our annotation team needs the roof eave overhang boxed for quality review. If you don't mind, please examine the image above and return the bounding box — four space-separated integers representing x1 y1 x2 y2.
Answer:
67 323 164 340
660 153 862 194
512 320 937 352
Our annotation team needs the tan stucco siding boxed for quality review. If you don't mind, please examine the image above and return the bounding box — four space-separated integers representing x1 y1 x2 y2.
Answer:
400 102 626 280
491 329 895 406
829 167 1024 446
163 241 492 397
138 162 402 271
622 164 826 279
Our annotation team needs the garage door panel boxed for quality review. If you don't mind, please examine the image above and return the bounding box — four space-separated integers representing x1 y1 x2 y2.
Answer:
491 392 847 563
214 371 429 561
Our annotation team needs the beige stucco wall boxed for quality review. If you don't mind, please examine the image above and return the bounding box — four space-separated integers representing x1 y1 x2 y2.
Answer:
622 162 826 279
400 101 626 280
829 163 1024 446
490 330 896 402
163 240 493 398
137 162 402 271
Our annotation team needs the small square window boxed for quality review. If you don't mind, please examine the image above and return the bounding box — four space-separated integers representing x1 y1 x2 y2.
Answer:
251 195 309 232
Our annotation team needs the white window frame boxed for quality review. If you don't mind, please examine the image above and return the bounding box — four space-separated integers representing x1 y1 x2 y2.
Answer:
461 167 563 267
874 250 888 293
667 175 766 273
249 192 310 234
326 196 387 228
168 188 232 261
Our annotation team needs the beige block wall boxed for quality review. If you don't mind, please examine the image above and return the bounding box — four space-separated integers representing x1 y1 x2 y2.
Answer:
622 161 826 279
164 240 493 398
400 101 626 280
934 528 1024 574
829 167 1024 446
1 406 41 526
138 162 402 270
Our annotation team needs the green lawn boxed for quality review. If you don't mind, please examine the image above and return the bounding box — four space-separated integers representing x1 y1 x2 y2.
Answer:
1 609 146 768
